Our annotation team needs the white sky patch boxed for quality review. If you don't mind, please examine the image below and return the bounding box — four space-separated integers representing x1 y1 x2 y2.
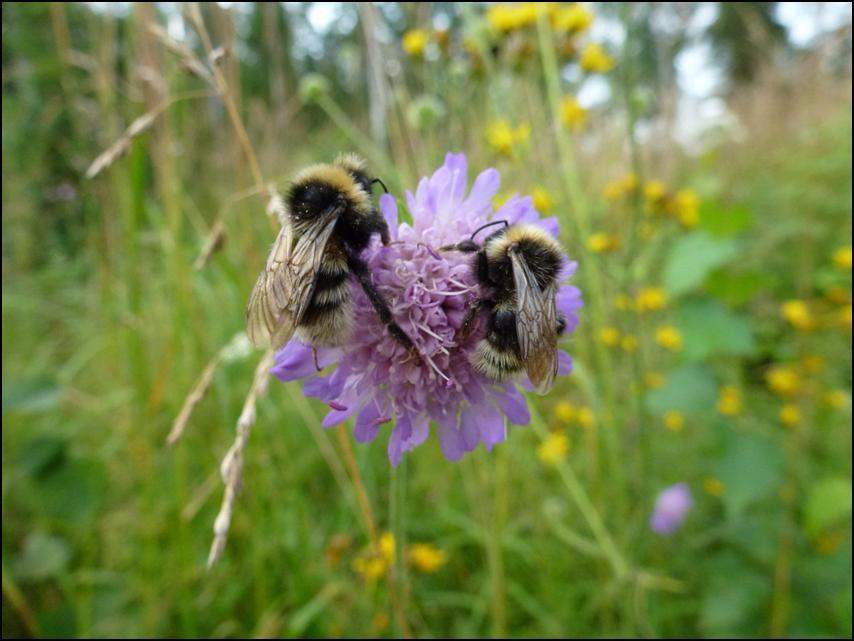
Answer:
778 2 853 46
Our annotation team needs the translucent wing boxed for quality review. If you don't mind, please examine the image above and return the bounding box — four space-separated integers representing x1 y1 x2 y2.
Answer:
510 249 558 394
246 205 341 350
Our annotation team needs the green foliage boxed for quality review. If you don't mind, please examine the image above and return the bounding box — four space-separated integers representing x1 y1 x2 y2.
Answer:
663 232 740 297
678 298 757 361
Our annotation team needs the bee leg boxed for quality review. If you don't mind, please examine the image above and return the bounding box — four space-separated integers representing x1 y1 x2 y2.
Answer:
346 253 424 365
312 346 321 372
459 298 492 342
556 314 567 335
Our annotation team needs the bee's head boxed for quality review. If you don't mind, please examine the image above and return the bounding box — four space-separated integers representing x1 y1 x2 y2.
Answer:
288 158 374 222
486 224 563 289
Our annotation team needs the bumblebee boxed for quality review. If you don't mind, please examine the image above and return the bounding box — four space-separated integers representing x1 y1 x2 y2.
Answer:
246 154 420 361
443 221 566 394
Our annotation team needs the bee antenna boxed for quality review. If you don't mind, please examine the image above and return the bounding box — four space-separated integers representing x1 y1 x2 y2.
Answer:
470 220 509 242
371 178 389 194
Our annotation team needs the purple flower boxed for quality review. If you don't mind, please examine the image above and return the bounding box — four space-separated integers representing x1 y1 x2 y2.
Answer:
272 153 583 465
650 483 693 535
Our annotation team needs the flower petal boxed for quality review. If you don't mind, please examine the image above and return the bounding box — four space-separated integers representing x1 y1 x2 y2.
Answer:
272 341 337 381
492 385 530 425
462 402 505 451
435 408 464 461
380 193 398 239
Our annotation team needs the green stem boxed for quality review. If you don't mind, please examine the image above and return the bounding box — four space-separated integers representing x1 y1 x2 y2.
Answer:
487 440 509 638
530 405 629 580
536 14 624 505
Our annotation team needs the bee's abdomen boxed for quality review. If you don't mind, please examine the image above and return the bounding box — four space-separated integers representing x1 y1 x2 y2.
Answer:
296 256 354 346
469 305 523 380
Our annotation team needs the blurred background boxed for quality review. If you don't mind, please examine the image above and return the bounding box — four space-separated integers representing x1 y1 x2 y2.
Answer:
2 2 852 638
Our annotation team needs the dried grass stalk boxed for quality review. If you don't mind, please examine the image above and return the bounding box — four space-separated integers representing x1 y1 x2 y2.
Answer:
147 23 213 84
207 349 274 568
85 108 161 179
193 219 227 271
166 351 222 446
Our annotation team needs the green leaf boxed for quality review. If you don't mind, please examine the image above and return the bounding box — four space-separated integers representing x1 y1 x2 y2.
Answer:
2 377 62 414
13 532 72 581
37 458 106 523
644 364 717 415
700 553 769 636
17 436 67 478
679 298 757 361
700 201 753 237
804 478 853 538
664 232 740 297
714 432 783 517
706 269 777 307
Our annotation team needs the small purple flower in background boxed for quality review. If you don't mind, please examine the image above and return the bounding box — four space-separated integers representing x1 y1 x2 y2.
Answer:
273 153 583 465
650 483 693 535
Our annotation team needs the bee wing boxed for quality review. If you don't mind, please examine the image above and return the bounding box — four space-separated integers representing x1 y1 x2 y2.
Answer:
246 205 342 350
510 249 559 395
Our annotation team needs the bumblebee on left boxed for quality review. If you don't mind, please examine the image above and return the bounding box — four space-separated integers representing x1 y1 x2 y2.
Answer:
246 154 421 364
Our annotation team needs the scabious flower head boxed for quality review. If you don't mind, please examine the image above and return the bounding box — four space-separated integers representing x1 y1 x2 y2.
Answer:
650 483 693 535
272 153 582 465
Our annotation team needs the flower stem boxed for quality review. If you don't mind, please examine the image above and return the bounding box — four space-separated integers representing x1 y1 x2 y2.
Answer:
489 441 509 638
336 425 412 639
535 15 625 505
529 406 629 580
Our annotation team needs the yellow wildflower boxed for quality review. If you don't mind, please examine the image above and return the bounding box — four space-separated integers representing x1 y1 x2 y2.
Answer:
575 406 595 428
673 189 700 228
379 532 395 563
717 386 742 416
822 389 848 409
587 232 620 253
839 303 852 329
486 119 530 156
644 180 667 203
655 326 683 351
824 286 850 305
351 555 387 582
579 42 615 73
615 293 634 311
833 246 852 270
635 287 668 312
621 173 638 192
532 186 553 212
639 223 657 239
800 355 825 374
407 543 448 572
815 529 846 555
781 300 815 331
780 404 801 427
552 4 593 33
560 96 587 129
488 3 555 32
402 30 429 57
599 326 621 347
645 372 666 389
766 365 800 397
537 431 570 464
704 478 725 497
663 410 684 432
602 179 624 201
620 335 638 352
554 400 575 423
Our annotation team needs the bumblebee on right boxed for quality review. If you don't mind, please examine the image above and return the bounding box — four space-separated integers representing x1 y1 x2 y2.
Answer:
442 221 567 394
